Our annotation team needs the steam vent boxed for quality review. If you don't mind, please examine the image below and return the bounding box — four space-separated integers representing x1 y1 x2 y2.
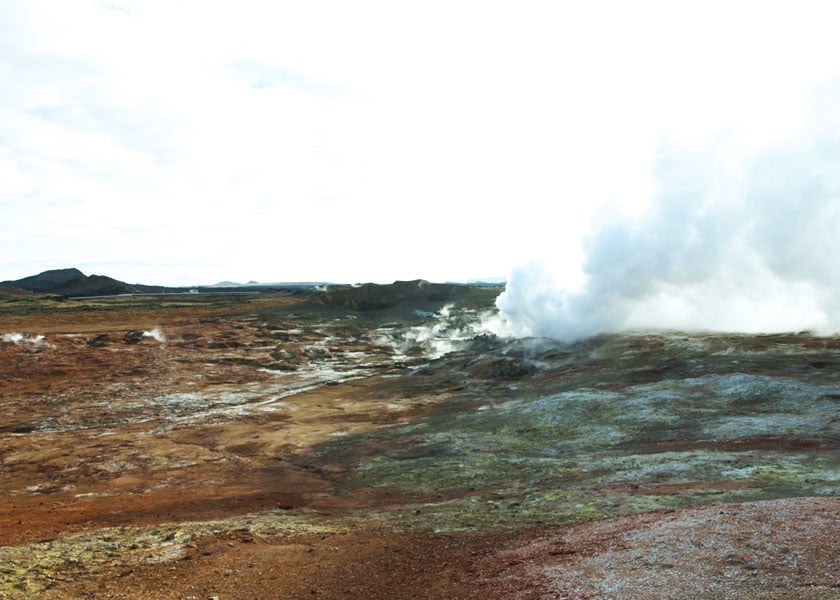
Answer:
1 278 838 598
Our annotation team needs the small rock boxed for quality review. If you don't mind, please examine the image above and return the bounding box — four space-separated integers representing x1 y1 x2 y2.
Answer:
123 330 144 344
87 334 110 347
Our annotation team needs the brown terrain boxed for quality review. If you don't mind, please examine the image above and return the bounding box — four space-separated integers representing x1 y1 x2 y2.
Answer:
1 285 839 598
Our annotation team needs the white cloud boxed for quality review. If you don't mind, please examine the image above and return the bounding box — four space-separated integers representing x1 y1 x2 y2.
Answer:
2 1 840 287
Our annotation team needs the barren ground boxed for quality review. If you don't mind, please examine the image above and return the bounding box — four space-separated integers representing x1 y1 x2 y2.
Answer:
1 290 839 598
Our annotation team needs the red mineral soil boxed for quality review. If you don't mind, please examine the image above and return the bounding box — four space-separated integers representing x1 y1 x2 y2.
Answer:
0 294 439 546
35 498 840 599
2 292 839 599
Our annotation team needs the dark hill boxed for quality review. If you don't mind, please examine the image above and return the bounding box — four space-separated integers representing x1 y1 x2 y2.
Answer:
2 268 86 293
2 269 140 297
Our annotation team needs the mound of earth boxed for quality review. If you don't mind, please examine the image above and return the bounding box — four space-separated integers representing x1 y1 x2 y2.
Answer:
0 285 32 300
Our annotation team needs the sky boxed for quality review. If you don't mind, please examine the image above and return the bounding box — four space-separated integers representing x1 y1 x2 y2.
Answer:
2 3 840 318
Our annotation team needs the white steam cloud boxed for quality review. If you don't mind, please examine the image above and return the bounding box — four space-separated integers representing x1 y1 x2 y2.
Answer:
2 333 47 348
379 304 505 360
498 86 840 342
142 328 166 342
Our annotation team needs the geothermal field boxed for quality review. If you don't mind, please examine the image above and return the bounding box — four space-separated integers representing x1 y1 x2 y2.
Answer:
1 281 839 599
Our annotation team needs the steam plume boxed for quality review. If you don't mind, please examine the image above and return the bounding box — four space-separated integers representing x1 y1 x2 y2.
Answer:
498 87 840 342
2 333 47 349
143 328 166 342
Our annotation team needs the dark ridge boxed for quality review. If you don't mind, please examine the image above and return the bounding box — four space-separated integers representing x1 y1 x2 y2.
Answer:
51 274 141 297
319 279 492 312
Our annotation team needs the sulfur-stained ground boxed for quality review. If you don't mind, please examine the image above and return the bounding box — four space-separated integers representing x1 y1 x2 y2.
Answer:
1 289 839 598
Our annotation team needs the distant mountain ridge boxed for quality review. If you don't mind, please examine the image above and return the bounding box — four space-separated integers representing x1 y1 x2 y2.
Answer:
0 268 327 298
1 269 502 299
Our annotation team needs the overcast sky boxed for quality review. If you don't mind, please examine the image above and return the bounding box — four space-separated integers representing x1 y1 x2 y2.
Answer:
3 1 840 286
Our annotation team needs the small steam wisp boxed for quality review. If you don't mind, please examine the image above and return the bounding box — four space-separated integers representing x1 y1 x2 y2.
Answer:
382 304 506 359
2 333 48 349
142 327 166 342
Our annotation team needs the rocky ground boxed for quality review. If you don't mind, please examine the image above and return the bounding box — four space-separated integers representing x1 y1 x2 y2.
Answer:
1 286 839 598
